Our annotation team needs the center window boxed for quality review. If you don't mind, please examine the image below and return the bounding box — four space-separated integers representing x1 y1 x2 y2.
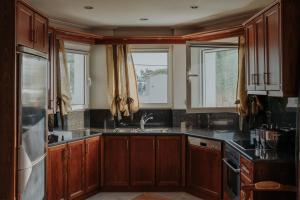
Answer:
131 48 171 107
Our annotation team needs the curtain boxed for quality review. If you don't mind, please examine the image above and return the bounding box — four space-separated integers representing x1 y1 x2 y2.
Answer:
236 35 248 117
57 40 72 128
106 44 139 119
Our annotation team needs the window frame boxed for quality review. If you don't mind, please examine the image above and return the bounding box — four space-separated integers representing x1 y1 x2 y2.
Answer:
186 42 238 113
130 45 173 108
65 44 90 111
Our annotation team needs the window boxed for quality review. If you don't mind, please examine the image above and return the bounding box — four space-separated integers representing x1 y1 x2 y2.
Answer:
187 42 238 112
66 50 89 110
131 48 171 107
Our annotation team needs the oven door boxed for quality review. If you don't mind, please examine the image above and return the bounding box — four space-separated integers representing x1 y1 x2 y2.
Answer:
223 158 240 200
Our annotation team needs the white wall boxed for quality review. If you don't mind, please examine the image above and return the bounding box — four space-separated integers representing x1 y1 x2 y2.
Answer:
89 45 109 109
89 44 187 109
172 45 186 109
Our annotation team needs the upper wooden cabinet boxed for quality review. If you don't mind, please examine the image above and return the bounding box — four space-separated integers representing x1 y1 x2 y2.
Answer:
244 0 300 97
16 1 48 53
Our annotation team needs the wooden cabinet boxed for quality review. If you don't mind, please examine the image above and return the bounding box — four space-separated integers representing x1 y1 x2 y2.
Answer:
16 2 34 49
187 137 222 200
244 1 300 96
104 136 130 187
47 144 67 200
130 136 155 187
16 1 48 53
47 136 101 200
67 140 85 199
85 137 100 193
245 23 256 91
156 136 182 187
240 155 296 200
264 4 281 92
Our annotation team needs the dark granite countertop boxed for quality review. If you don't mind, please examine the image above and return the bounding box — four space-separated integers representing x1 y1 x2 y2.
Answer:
48 128 295 163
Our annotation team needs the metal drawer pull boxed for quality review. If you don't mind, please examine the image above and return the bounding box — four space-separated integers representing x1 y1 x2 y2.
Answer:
223 158 240 173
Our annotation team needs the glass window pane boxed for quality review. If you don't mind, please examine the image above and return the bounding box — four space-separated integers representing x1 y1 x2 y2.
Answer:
131 51 168 104
189 46 238 108
203 49 238 107
67 52 85 105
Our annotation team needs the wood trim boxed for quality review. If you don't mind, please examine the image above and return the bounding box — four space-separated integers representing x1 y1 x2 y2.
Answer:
53 27 103 44
183 25 244 41
17 0 48 19
243 0 280 25
0 0 17 199
96 36 186 44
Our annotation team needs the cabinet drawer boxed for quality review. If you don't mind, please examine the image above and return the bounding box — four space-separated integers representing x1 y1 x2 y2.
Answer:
240 156 253 181
188 137 221 151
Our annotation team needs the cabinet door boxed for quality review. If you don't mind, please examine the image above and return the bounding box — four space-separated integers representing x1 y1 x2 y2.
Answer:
188 145 221 200
104 136 129 187
16 2 34 48
47 145 67 200
130 136 155 187
67 140 85 199
254 15 266 91
85 137 100 193
265 4 281 91
245 22 256 91
156 136 182 187
34 13 48 53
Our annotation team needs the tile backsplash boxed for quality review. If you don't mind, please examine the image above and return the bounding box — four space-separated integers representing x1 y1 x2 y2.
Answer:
49 96 298 132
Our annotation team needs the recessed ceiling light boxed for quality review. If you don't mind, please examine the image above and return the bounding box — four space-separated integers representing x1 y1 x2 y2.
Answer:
139 18 149 21
84 6 94 10
190 5 198 9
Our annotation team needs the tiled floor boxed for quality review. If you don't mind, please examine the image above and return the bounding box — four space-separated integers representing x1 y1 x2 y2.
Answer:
87 192 202 200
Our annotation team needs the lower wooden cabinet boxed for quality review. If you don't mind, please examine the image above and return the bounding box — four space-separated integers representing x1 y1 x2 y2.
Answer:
47 136 100 200
130 136 155 187
67 140 85 199
85 137 100 193
103 136 130 187
47 144 67 200
156 136 182 187
187 137 222 200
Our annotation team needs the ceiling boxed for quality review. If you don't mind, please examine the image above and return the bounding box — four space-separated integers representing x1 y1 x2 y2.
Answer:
28 0 273 29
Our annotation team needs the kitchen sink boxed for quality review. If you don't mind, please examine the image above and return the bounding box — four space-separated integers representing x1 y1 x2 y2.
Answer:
113 128 169 133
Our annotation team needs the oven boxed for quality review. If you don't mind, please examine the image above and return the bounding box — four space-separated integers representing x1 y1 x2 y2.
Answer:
223 143 240 200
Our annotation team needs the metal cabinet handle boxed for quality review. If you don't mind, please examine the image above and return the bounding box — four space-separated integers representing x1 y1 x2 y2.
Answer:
223 158 240 173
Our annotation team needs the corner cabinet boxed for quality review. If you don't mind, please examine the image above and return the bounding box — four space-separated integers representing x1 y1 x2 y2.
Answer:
16 1 48 53
244 0 300 97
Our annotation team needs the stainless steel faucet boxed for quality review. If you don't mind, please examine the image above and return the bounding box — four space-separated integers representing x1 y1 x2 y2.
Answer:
140 113 154 129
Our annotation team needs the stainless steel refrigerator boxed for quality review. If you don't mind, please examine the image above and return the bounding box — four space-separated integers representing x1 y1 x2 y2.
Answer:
17 47 48 200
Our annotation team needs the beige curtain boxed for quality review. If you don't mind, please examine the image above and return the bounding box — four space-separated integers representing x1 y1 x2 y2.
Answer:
236 35 248 117
57 40 72 127
107 44 139 118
